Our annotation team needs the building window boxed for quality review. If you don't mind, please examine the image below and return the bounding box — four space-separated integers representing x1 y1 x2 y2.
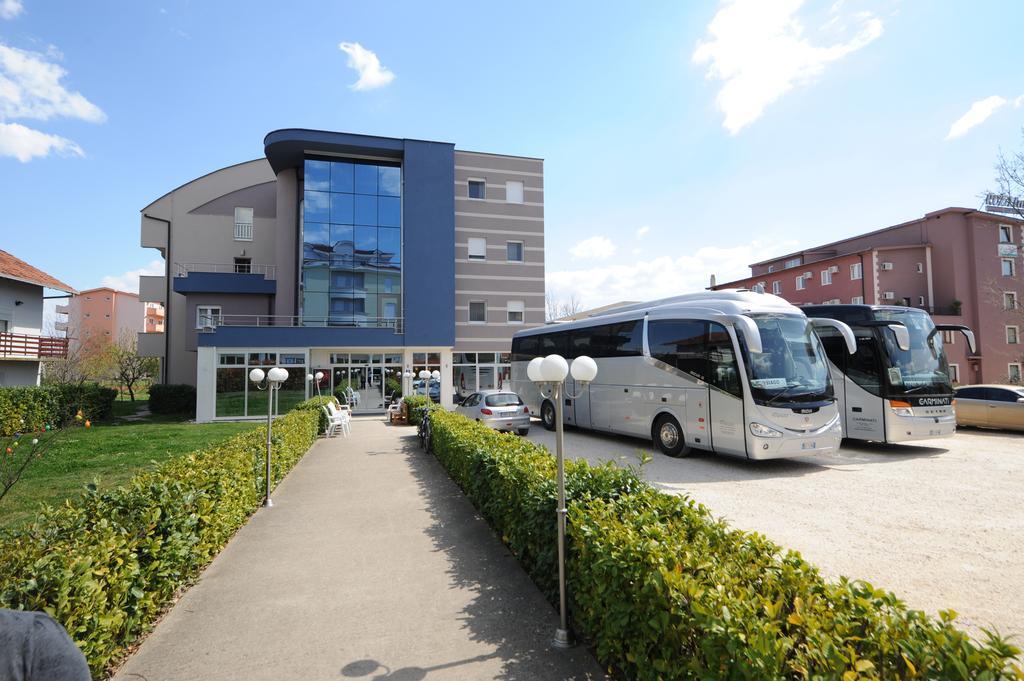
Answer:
852 295 864 304
767 265 775 273
948 363 960 384
507 300 524 324
1005 292 1018 310
505 181 524 204
234 207 253 241
850 262 863 280
468 179 485 199
821 269 832 286
1002 259 1015 277
1008 326 1020 344
234 257 252 274
916 262 923 273
999 224 1012 243
772 281 781 294
469 301 486 323
795 276 806 291
506 241 524 262
196 305 221 329
1009 363 1022 383
785 257 802 269
468 237 487 261
104 313 110 318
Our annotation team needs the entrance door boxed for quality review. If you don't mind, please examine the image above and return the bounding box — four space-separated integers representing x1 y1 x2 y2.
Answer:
479 366 496 392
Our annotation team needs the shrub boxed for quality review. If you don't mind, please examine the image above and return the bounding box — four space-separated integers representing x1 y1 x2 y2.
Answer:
0 386 61 436
0 407 319 676
148 384 197 415
52 383 117 423
428 411 1020 680
403 395 432 425
294 395 336 434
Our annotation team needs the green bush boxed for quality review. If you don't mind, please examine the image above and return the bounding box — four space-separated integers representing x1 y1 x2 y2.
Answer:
52 383 117 423
0 386 61 436
0 407 319 676
385 377 402 398
403 394 432 425
295 395 336 434
428 411 1020 680
148 384 197 415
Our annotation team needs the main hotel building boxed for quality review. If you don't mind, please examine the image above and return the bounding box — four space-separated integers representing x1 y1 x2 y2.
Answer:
137 129 545 421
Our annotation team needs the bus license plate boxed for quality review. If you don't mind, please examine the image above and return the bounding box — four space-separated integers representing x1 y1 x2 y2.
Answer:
800 441 817 450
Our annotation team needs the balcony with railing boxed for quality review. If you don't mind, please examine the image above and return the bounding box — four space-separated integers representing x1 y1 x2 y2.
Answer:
0 332 68 360
172 262 277 295
194 314 405 348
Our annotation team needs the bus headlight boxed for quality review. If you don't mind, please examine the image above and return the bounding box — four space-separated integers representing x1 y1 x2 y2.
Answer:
890 400 914 417
749 422 783 438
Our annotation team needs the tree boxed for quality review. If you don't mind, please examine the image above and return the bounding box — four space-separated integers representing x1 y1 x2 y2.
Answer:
545 293 583 322
41 321 107 387
989 127 1024 220
101 331 158 401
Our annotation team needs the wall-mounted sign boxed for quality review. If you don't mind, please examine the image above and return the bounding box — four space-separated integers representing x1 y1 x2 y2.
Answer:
985 193 1024 215
998 243 1019 257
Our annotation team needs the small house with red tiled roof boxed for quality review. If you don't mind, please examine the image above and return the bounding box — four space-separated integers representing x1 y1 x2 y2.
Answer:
0 249 76 386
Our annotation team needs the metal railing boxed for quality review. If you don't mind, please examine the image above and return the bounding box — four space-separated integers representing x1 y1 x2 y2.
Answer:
175 262 276 279
199 315 403 334
0 332 68 359
234 221 253 241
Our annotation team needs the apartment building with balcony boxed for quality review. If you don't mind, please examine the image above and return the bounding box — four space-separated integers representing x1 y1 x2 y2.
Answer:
55 286 147 351
0 249 74 386
712 207 1024 385
138 129 545 421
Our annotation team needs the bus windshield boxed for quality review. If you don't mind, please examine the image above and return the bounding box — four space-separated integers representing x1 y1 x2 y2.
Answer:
739 314 833 405
874 309 952 396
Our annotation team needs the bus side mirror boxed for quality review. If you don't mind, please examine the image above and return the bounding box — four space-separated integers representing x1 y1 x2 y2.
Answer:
962 329 977 355
809 318 857 354
887 323 911 351
721 314 762 354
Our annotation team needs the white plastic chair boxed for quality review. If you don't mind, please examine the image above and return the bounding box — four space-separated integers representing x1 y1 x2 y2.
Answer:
326 401 351 437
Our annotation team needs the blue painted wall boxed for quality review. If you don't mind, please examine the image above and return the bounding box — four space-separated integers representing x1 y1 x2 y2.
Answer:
172 272 277 295
198 325 404 348
401 140 456 347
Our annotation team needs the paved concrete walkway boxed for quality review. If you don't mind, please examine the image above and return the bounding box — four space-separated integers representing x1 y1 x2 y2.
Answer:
114 418 605 681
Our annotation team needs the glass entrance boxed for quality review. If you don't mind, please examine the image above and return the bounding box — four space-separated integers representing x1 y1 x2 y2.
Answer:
330 352 402 413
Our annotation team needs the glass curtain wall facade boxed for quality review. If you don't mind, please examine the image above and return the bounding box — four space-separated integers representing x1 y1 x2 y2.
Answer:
452 352 512 401
302 158 402 327
215 352 307 418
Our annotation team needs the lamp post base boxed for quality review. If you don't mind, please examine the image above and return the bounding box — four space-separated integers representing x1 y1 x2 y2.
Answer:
263 498 274 508
552 628 573 649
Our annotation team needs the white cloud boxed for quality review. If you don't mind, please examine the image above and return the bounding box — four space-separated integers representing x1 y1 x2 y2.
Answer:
1014 95 1024 109
338 42 395 91
0 121 81 161
693 0 883 134
570 236 617 260
100 259 165 294
945 95 1006 140
0 0 22 19
636 225 651 238
548 239 797 310
0 43 105 122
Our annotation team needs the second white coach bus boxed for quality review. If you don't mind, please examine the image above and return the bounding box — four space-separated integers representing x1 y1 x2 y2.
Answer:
511 290 856 460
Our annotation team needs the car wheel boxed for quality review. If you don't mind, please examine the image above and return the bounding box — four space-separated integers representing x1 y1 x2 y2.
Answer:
517 428 530 436
541 400 556 431
653 414 690 458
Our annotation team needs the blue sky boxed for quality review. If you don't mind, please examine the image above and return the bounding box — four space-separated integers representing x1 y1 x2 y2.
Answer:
2 0 1023 311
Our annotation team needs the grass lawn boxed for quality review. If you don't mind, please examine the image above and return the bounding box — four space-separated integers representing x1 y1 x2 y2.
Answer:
0 417 259 530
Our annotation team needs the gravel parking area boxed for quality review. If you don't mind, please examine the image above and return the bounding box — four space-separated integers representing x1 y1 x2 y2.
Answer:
525 424 1023 641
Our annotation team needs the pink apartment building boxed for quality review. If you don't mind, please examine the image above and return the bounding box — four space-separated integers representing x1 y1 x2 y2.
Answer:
713 207 1024 386
56 287 148 351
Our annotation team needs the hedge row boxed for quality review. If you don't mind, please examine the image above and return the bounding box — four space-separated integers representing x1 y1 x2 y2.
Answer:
0 384 117 435
148 383 197 415
427 410 1020 680
402 394 433 425
0 407 320 676
295 395 336 434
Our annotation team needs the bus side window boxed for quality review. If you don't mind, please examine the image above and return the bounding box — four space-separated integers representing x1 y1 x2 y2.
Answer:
648 320 707 380
815 326 848 371
707 322 743 398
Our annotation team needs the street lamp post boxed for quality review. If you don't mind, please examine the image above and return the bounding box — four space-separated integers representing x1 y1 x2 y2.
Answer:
527 353 598 649
249 366 289 508
305 370 325 400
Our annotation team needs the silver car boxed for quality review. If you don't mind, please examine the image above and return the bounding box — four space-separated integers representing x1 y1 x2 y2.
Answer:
455 390 531 435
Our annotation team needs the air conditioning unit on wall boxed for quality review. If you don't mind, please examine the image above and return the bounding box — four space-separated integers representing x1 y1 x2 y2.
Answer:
883 291 896 300
828 265 839 274
880 262 894 270
803 272 813 279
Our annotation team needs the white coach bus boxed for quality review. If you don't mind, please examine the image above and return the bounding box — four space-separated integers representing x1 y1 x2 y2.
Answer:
802 304 976 443
511 290 856 460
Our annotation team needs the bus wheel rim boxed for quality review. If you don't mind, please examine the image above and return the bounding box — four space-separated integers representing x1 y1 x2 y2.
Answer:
660 422 680 448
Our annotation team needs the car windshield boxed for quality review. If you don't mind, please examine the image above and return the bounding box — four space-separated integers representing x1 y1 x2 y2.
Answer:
740 314 833 405
484 393 523 407
874 309 952 396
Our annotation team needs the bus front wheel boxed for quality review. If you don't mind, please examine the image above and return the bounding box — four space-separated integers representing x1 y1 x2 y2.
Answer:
653 415 690 458
541 401 556 431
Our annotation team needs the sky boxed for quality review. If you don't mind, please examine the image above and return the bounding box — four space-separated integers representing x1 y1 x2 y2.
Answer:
2 0 1023 316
